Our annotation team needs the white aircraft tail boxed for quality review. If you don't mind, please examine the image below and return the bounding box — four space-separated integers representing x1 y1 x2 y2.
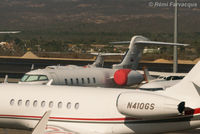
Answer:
111 35 189 70
91 53 104 67
168 61 200 97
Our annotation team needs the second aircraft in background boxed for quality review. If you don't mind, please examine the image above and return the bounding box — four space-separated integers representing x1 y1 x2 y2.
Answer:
19 35 188 87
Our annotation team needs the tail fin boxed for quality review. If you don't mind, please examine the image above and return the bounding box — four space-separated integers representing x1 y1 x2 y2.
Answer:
91 53 104 67
111 35 189 70
167 61 200 97
112 36 149 70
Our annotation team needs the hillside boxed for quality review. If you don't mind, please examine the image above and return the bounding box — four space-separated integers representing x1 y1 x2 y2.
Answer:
0 0 199 42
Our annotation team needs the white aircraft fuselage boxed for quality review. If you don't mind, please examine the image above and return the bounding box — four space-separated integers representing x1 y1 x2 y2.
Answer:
1 81 200 134
19 66 144 87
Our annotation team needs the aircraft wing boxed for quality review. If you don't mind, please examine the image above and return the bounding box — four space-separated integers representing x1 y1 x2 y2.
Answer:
147 71 187 77
137 70 186 78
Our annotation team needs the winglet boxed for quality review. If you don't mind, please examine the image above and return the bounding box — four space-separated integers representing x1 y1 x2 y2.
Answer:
32 110 51 134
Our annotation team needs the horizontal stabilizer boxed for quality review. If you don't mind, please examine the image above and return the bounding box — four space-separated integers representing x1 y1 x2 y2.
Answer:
110 40 189 46
135 41 189 46
91 52 125 56
109 41 130 44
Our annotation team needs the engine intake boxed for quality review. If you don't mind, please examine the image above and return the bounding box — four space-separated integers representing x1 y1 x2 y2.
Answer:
114 69 143 86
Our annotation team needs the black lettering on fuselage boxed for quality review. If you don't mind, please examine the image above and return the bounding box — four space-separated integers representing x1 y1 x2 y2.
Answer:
127 102 132 109
127 102 155 110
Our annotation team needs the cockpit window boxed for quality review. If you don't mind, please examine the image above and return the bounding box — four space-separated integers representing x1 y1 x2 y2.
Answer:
21 74 29 82
20 75 48 82
26 75 39 82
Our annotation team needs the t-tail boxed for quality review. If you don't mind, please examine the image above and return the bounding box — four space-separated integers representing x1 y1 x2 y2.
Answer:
111 35 189 70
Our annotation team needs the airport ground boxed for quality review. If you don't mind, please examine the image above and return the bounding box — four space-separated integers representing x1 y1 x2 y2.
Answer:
0 128 200 134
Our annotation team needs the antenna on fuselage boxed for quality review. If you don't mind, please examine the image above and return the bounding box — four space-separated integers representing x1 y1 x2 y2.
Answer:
46 79 53 86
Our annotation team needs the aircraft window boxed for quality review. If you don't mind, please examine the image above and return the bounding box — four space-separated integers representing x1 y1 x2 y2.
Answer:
81 78 84 84
21 75 48 82
166 76 172 81
49 101 54 108
20 74 29 82
33 100 38 107
18 100 22 106
87 78 90 84
139 88 164 91
93 77 96 83
26 75 39 82
67 102 71 109
65 79 68 85
41 101 46 107
172 76 184 80
39 75 48 81
74 103 79 110
58 102 63 109
10 99 15 106
76 78 79 84
25 100 30 107
70 78 73 85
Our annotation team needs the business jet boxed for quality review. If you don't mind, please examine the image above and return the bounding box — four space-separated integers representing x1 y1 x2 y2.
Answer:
18 35 188 87
1 61 200 134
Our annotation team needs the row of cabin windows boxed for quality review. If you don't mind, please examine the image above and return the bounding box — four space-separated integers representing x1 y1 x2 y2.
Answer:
9 99 79 109
65 77 96 85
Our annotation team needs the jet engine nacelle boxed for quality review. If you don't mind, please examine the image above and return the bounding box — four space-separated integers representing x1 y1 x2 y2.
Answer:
114 69 143 86
116 92 185 119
